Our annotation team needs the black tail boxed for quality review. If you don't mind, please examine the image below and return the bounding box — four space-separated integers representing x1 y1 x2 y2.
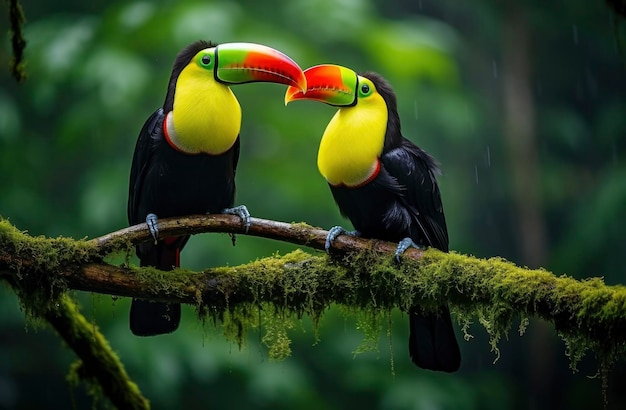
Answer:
130 239 184 336
408 305 461 372
130 300 181 336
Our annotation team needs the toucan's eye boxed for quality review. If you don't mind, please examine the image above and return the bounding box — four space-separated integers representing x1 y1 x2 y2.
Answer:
361 84 370 94
201 55 211 66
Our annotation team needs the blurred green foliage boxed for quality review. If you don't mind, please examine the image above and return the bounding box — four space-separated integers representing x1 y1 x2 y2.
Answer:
1 0 625 409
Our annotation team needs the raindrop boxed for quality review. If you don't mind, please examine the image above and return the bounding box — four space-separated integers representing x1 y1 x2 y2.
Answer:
486 146 491 167
418 0 423 10
414 100 419 120
492 60 498 79
475 165 479 184
572 24 578 45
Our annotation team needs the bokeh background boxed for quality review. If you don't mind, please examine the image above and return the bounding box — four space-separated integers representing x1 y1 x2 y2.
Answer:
1 0 625 409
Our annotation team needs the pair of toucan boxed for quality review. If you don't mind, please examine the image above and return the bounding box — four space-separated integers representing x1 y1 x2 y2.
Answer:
128 41 461 373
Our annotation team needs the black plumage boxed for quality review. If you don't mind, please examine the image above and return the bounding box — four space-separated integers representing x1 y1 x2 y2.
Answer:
329 72 461 372
127 41 240 336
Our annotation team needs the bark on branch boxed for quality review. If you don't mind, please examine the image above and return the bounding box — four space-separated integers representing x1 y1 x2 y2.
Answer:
91 213 417 257
1 215 626 371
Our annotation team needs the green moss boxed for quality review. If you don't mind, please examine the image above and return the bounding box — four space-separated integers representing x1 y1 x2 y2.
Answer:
4 215 626 400
0 219 103 319
220 304 260 349
55 295 149 409
133 265 200 297
352 308 385 355
198 250 328 357
67 360 104 409
8 0 27 82
261 307 294 360
192 244 626 382
290 222 316 230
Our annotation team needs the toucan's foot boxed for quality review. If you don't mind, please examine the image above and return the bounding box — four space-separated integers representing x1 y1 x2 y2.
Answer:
146 213 159 243
223 205 251 233
395 237 422 262
325 226 360 253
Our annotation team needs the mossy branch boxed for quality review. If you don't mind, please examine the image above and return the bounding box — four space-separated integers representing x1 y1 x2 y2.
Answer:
1 215 626 371
0 219 150 409
7 0 27 82
44 294 149 409
3 275 149 409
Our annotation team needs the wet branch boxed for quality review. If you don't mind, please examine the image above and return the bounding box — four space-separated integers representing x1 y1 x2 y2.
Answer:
91 214 419 258
7 0 27 82
1 215 626 380
3 274 149 410
43 294 149 410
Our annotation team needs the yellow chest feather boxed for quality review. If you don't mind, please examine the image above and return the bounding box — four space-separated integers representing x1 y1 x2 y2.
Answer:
317 95 387 187
169 64 241 155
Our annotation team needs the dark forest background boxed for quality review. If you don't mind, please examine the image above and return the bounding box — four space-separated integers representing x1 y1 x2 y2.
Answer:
1 0 625 408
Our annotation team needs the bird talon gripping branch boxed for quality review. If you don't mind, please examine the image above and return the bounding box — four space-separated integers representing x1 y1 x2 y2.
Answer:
145 213 159 243
395 237 421 262
325 226 359 253
223 204 251 233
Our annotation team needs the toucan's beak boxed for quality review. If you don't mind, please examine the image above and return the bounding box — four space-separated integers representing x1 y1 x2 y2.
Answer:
215 42 306 91
284 64 357 107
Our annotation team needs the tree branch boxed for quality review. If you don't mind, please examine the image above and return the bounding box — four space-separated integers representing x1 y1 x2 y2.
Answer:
2 215 626 370
91 213 418 258
3 273 149 409
44 294 149 409
1 220 151 408
7 0 27 82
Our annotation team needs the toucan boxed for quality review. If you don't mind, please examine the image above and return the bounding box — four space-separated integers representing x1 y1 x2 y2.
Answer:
285 65 461 372
128 41 306 336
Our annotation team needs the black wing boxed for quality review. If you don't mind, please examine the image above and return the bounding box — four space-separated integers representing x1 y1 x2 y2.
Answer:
383 139 459 372
128 108 164 226
231 135 241 180
380 138 449 252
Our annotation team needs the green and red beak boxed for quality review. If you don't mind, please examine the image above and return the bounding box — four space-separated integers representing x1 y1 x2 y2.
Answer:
284 64 358 107
214 42 307 91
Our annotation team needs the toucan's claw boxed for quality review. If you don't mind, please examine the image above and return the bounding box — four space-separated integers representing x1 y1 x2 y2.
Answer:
223 205 251 233
325 226 360 253
395 237 422 262
146 213 159 244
